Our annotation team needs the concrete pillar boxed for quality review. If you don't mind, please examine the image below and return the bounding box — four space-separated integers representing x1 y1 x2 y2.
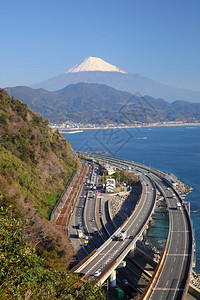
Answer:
110 270 117 287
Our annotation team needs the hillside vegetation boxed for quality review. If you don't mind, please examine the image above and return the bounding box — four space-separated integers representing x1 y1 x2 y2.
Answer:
0 89 106 299
6 83 200 124
0 89 78 218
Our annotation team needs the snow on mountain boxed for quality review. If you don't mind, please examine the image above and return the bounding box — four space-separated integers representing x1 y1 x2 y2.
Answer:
30 57 200 102
65 57 127 73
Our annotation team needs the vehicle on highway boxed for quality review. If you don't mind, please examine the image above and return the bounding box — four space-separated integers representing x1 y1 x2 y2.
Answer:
76 153 193 300
118 261 126 267
84 240 88 246
94 269 101 277
118 231 127 241
177 202 181 210
77 229 84 238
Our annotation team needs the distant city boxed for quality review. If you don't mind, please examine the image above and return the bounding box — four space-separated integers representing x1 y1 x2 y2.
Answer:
50 120 200 133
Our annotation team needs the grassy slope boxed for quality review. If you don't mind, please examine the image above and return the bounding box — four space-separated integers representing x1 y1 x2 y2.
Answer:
0 89 106 299
0 89 78 218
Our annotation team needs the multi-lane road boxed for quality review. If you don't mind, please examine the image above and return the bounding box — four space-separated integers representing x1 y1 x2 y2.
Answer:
70 158 157 283
148 175 193 300
69 162 104 259
76 153 193 300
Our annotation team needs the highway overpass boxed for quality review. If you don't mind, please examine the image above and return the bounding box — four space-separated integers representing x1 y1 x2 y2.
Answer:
71 168 156 285
75 152 194 300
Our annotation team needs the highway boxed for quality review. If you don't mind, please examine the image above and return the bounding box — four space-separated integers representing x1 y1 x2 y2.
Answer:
68 161 105 258
71 163 156 283
77 152 193 300
148 175 192 300
83 163 106 248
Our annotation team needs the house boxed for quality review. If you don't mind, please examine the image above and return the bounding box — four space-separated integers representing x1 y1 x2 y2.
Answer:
104 163 116 175
106 178 116 193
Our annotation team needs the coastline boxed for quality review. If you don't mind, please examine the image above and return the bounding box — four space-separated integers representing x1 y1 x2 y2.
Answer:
62 124 200 278
58 122 200 132
59 130 83 134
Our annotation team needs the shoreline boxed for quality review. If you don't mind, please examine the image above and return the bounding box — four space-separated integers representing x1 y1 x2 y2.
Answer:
58 122 200 132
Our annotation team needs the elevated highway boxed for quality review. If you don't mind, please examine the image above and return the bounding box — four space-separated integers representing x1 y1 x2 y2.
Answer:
78 152 194 300
71 175 156 284
71 158 157 284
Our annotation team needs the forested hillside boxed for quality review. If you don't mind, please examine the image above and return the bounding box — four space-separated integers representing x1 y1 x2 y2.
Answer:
0 89 105 299
6 83 200 124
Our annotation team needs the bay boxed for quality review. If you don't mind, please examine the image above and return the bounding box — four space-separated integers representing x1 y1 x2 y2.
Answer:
62 125 200 273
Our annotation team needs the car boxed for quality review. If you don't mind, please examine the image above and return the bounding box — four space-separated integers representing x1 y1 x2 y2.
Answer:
129 235 134 239
123 279 129 285
94 269 101 277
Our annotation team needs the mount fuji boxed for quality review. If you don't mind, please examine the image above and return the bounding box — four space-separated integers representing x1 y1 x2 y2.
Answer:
31 57 200 102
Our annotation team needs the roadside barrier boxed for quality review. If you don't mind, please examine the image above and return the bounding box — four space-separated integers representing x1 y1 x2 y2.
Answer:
54 164 88 230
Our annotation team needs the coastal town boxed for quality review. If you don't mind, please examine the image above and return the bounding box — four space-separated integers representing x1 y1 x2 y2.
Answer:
50 120 200 133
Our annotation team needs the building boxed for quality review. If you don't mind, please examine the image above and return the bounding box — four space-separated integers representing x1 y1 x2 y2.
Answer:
104 163 116 175
106 178 116 193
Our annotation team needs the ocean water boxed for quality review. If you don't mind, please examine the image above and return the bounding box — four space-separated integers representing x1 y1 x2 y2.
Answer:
62 126 200 273
145 199 169 253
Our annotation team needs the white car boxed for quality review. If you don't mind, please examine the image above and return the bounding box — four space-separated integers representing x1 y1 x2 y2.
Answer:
94 269 101 277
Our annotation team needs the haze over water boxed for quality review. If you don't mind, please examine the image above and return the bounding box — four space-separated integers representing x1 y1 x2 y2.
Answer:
62 125 200 273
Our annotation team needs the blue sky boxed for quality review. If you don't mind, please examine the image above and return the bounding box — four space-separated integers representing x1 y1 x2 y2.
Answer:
1 0 200 91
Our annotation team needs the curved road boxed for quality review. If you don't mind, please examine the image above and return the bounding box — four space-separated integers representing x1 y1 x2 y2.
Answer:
72 167 156 281
79 152 193 300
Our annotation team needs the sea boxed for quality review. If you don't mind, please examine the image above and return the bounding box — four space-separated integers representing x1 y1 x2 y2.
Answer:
62 126 200 273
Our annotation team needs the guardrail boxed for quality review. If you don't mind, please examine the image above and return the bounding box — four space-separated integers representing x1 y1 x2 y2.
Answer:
140 185 172 299
78 152 166 179
70 248 97 273
50 168 78 221
55 164 88 230
98 180 157 285
140 182 194 300
166 183 194 299
72 175 157 283
77 152 194 299
181 206 194 299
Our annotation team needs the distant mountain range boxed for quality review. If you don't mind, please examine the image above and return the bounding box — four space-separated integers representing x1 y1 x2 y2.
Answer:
30 57 200 102
6 82 200 124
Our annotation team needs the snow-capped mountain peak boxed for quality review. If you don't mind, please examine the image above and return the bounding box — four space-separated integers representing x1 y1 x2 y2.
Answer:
65 57 127 74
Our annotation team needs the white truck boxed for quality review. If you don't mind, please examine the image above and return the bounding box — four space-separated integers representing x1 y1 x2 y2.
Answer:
177 202 181 210
118 231 127 241
77 229 84 238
